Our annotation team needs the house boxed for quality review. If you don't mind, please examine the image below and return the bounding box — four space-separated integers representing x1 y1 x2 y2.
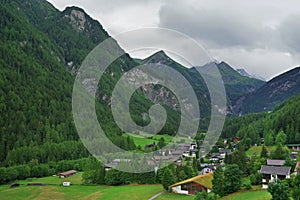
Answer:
290 152 298 161
260 165 291 189
267 159 285 166
199 166 214 175
170 172 213 195
219 148 232 159
58 170 77 178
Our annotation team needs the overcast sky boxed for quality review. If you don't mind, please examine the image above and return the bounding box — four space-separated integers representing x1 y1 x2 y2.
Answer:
48 0 300 80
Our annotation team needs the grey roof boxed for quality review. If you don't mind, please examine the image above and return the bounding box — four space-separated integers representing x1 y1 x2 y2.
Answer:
260 165 291 176
267 159 285 166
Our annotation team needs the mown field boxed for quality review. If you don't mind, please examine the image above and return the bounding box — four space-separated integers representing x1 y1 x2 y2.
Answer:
0 172 272 200
0 173 163 200
124 132 192 148
219 190 271 200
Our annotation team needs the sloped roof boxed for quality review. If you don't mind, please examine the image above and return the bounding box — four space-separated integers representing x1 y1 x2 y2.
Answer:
267 159 285 166
58 170 77 176
260 165 291 176
171 172 213 189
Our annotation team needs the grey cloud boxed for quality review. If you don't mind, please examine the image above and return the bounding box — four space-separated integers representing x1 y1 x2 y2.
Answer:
158 2 269 48
279 13 300 52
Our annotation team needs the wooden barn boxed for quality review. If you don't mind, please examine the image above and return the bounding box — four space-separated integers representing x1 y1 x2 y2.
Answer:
170 172 213 195
58 170 77 178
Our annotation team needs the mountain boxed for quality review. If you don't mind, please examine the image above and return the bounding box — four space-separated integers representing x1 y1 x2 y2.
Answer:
236 68 266 81
141 50 211 128
235 67 300 114
0 0 191 167
199 62 265 106
142 52 265 115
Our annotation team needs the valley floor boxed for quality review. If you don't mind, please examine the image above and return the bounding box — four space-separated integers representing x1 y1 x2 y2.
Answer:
0 173 271 200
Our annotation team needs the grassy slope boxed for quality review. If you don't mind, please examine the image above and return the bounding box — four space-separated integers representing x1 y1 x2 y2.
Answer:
124 133 192 148
0 173 163 200
219 190 271 200
246 146 273 157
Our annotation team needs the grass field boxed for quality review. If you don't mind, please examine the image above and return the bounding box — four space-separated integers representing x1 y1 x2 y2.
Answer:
0 173 163 200
219 190 271 200
124 132 192 149
246 146 273 157
156 193 194 200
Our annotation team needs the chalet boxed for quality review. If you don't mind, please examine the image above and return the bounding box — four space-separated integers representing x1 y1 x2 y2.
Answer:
219 148 232 159
209 153 221 163
267 159 285 166
199 166 214 175
170 173 213 195
58 170 77 178
260 165 291 189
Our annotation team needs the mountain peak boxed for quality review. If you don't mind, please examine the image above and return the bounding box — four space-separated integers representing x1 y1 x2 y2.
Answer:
63 7 89 32
142 50 174 65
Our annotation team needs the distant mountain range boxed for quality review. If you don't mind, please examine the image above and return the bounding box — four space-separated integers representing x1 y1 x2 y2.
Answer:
236 68 266 81
234 66 300 114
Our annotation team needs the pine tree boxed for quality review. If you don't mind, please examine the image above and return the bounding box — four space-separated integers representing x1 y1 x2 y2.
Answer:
223 164 242 195
268 179 289 200
212 166 224 196
260 145 268 158
162 168 175 190
293 173 300 200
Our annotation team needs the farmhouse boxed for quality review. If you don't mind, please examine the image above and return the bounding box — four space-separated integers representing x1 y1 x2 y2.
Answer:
260 165 291 189
170 172 213 195
58 170 77 178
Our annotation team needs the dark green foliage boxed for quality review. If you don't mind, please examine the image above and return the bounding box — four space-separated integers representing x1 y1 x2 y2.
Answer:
195 191 217 200
212 165 242 196
212 166 224 197
223 164 242 195
292 173 300 200
249 173 262 185
275 130 287 145
162 168 175 190
82 160 106 185
230 148 249 176
104 169 125 186
268 179 290 200
222 93 300 145
261 145 268 158
270 144 290 160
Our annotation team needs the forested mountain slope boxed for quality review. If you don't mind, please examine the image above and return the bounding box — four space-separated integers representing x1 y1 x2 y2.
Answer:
235 67 300 114
222 93 300 146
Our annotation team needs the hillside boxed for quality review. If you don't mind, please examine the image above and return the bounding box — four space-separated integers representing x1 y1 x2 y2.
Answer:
142 52 265 115
222 92 300 145
235 66 300 114
0 0 201 167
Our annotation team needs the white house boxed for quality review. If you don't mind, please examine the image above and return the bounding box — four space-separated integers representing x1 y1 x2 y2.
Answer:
260 165 291 189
